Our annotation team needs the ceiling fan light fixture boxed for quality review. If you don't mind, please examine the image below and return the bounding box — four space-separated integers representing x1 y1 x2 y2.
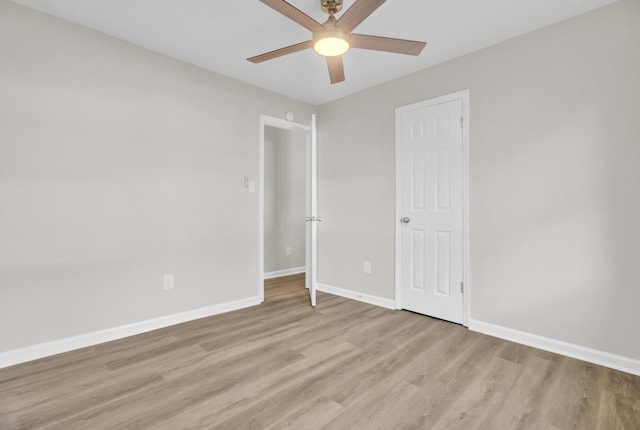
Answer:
249 0 427 84
313 29 350 57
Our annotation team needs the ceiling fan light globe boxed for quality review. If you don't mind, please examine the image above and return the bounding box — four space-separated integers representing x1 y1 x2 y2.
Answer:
313 25 351 57
314 37 350 56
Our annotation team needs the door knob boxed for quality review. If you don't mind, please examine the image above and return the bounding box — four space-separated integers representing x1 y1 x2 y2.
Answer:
306 217 312 222
316 217 322 222
401 217 410 224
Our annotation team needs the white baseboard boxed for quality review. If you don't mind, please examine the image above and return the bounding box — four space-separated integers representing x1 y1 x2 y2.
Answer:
317 283 396 310
468 318 640 376
0 296 261 370
264 267 306 279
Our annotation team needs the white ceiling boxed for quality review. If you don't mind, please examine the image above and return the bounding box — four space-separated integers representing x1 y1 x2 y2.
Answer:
11 0 618 105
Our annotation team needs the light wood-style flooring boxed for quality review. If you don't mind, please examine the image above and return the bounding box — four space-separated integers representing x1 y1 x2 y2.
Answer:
1 273 639 429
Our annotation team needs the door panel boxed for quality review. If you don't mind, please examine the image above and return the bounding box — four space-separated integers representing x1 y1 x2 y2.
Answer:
309 114 317 307
400 99 464 324
411 229 425 291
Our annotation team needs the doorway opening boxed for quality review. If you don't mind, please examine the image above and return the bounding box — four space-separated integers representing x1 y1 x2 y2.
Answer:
259 115 317 306
264 125 306 278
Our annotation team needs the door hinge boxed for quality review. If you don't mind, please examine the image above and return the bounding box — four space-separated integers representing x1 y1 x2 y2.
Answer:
460 117 463 129
460 282 464 293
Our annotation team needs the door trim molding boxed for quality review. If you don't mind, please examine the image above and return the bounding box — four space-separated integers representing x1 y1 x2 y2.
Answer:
259 115 311 303
394 90 471 326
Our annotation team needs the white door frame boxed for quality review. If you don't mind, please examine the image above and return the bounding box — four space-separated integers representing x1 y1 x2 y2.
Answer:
259 114 312 303
394 90 471 326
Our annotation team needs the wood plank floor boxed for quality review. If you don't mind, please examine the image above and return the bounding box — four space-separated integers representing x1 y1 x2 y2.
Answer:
1 273 638 429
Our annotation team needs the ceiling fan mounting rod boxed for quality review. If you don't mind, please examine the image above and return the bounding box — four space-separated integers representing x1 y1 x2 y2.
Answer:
321 0 343 16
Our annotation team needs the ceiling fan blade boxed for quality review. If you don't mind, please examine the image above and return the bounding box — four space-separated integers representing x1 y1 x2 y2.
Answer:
327 56 345 84
351 34 426 55
248 40 313 63
336 0 387 32
259 0 325 32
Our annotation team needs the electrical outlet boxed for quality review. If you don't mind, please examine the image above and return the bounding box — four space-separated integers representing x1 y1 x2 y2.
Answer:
163 273 175 290
363 260 372 274
285 246 291 256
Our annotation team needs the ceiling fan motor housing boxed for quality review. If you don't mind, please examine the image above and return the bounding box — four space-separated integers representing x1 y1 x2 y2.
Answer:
321 0 343 15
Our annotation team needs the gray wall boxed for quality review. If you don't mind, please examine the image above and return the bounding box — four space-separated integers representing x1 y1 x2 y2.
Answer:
2 0 639 366
317 0 640 360
264 127 306 274
0 1 314 353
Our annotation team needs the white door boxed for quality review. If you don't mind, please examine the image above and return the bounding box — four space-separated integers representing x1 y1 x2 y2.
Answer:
397 95 466 324
260 114 318 307
306 114 318 306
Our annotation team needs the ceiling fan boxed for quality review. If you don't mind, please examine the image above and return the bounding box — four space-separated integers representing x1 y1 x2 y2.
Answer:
248 0 426 84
